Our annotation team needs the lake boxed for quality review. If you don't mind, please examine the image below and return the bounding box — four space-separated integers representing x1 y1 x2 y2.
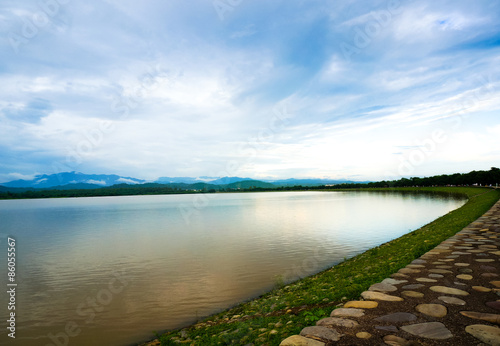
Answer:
0 191 467 345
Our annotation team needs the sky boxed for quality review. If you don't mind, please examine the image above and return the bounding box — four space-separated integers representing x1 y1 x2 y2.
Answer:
1 0 500 182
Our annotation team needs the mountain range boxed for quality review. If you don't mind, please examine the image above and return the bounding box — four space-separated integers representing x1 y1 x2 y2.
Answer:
1 172 145 189
0 172 368 190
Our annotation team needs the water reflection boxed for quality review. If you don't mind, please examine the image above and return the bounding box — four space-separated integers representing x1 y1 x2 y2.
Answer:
0 191 466 345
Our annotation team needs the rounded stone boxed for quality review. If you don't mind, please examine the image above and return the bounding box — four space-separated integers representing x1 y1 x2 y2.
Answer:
476 259 495 263
429 274 444 278
430 286 469 296
356 332 372 339
300 326 342 342
454 263 470 267
401 322 453 340
330 308 365 318
361 291 404 302
473 286 492 293
466 324 500 345
416 278 438 283
438 296 466 305
456 274 473 280
429 269 453 274
491 281 500 288
344 301 378 309
416 304 447 318
383 335 408 345
407 264 426 269
480 245 497 249
461 311 500 324
317 317 359 328
280 335 326 346
402 284 425 290
399 268 421 274
369 283 398 293
402 291 425 298
381 278 408 285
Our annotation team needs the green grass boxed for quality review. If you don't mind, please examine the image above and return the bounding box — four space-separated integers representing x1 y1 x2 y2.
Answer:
153 187 500 346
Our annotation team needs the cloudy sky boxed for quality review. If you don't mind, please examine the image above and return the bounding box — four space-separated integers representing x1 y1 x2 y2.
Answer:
1 0 499 182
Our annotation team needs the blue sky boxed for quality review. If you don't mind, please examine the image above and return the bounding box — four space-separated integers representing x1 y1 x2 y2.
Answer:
1 0 499 182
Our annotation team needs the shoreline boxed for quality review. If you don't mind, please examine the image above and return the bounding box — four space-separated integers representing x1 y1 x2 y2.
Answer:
140 187 500 345
281 191 500 344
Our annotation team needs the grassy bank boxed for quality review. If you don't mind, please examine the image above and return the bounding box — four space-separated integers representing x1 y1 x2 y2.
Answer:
152 187 500 346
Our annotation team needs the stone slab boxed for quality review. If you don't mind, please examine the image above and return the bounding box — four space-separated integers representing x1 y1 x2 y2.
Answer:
400 322 453 340
330 308 365 318
280 335 326 346
317 317 359 328
460 311 500 324
361 291 404 302
402 284 425 290
465 324 500 346
402 291 424 298
438 296 466 305
416 304 447 318
381 278 408 285
369 283 398 292
300 326 342 342
356 332 371 339
344 301 378 309
430 286 469 296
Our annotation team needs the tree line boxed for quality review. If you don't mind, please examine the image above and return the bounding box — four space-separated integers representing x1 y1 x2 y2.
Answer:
325 167 500 189
0 167 498 199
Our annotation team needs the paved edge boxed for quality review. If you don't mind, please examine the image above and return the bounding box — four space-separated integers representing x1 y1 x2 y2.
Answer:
280 198 500 346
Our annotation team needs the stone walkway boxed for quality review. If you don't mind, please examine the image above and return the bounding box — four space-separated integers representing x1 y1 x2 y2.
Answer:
280 200 500 346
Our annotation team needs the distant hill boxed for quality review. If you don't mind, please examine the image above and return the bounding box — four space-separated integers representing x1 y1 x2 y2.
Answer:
2 168 498 200
45 183 106 190
156 177 205 184
267 178 371 187
1 172 145 188
156 180 275 191
225 180 275 189
0 172 369 191
156 176 253 185
155 177 368 187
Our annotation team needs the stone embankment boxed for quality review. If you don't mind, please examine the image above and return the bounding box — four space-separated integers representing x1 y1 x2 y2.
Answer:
281 200 500 345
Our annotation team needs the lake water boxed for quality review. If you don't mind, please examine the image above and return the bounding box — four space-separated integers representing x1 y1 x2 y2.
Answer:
0 191 467 345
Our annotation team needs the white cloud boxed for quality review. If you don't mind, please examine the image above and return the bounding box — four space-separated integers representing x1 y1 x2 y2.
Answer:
116 177 139 184
0 172 39 183
85 179 106 185
1 1 500 181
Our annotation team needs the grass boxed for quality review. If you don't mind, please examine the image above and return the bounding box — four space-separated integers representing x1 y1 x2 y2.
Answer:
153 187 500 346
